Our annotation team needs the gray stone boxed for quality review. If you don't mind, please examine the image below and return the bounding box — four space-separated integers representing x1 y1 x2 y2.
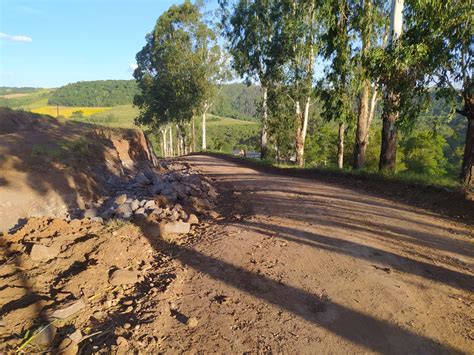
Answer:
109 269 139 286
58 338 78 355
130 199 140 211
33 324 57 348
187 214 199 225
159 221 190 237
84 207 98 218
149 207 162 215
91 216 103 223
46 300 85 320
116 203 133 218
134 207 146 215
69 329 82 344
30 244 60 262
144 200 156 209
115 194 127 205
170 210 180 221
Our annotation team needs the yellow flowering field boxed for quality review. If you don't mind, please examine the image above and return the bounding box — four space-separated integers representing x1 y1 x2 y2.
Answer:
31 106 111 118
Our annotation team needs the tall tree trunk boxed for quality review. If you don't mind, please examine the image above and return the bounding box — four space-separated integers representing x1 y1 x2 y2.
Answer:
354 80 370 168
168 125 174 157
379 0 404 172
192 117 196 153
338 121 345 169
379 90 399 171
295 101 304 166
176 125 182 156
460 97 474 186
261 87 268 160
201 112 207 151
161 129 167 157
295 97 310 166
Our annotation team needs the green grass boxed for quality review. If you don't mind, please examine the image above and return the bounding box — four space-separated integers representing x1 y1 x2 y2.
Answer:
211 152 462 190
82 104 140 128
207 114 257 126
1 89 55 109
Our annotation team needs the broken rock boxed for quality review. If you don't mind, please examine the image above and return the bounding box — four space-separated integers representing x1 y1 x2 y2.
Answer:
30 244 60 262
109 269 139 286
33 324 57 348
115 194 127 205
187 214 199 225
159 221 190 238
46 300 85 320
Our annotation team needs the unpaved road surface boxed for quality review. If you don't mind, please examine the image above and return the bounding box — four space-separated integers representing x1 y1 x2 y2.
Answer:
157 155 473 354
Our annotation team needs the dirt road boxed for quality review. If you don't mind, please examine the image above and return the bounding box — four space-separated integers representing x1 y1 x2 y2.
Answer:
156 155 473 354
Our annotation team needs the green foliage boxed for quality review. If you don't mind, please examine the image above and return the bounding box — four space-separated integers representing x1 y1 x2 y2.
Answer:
49 80 138 107
210 83 261 120
134 1 220 130
0 87 40 95
400 131 447 176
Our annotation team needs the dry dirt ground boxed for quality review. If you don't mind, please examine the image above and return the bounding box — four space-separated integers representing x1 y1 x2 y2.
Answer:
155 155 473 354
1 151 473 353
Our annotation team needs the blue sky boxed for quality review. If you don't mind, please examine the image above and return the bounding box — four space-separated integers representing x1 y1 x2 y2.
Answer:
1 0 205 88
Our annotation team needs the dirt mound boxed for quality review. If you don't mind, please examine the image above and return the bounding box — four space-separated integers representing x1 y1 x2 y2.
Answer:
0 217 179 352
0 108 157 232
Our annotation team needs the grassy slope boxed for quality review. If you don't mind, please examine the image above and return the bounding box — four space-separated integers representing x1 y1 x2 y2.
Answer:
1 89 260 154
1 89 54 109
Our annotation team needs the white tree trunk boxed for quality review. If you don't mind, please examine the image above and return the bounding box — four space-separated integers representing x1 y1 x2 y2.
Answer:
201 111 207 151
176 124 181 156
261 87 268 159
192 117 196 152
337 122 345 169
168 125 173 157
367 87 378 137
389 0 404 42
161 129 167 157
302 96 310 147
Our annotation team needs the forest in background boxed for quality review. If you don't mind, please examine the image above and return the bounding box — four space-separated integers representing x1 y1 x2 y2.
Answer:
0 78 468 186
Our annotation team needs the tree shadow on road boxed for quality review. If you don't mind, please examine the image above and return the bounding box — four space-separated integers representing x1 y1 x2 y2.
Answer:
136 227 462 354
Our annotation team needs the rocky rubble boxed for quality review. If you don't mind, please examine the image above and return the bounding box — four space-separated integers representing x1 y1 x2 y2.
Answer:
78 160 217 239
0 160 218 353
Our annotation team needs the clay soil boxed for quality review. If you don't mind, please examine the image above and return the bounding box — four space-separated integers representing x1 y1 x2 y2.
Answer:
158 154 473 354
1 154 473 353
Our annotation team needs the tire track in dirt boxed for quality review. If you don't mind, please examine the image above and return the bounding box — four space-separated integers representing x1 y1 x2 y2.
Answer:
153 155 473 353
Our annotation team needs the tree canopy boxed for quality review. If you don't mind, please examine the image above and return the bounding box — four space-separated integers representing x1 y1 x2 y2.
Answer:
48 80 139 107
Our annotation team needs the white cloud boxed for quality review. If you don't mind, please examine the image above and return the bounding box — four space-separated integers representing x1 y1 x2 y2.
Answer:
129 63 138 71
0 32 33 43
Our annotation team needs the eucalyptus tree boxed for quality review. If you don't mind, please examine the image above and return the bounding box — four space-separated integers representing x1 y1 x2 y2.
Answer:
352 0 387 169
407 0 472 185
277 0 320 166
133 1 219 155
367 0 431 172
220 0 282 159
318 0 355 169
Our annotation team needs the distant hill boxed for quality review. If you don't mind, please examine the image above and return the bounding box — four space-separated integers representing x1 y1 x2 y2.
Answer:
48 80 139 107
46 80 261 120
0 87 42 96
210 83 261 121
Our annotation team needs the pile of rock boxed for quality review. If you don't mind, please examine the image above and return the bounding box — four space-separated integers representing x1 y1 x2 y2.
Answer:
79 161 217 237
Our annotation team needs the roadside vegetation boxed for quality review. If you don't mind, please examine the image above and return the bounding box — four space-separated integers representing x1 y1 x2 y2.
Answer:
1 0 471 192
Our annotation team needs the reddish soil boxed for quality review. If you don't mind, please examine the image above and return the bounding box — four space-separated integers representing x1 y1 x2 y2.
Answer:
156 154 473 353
1 151 472 353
